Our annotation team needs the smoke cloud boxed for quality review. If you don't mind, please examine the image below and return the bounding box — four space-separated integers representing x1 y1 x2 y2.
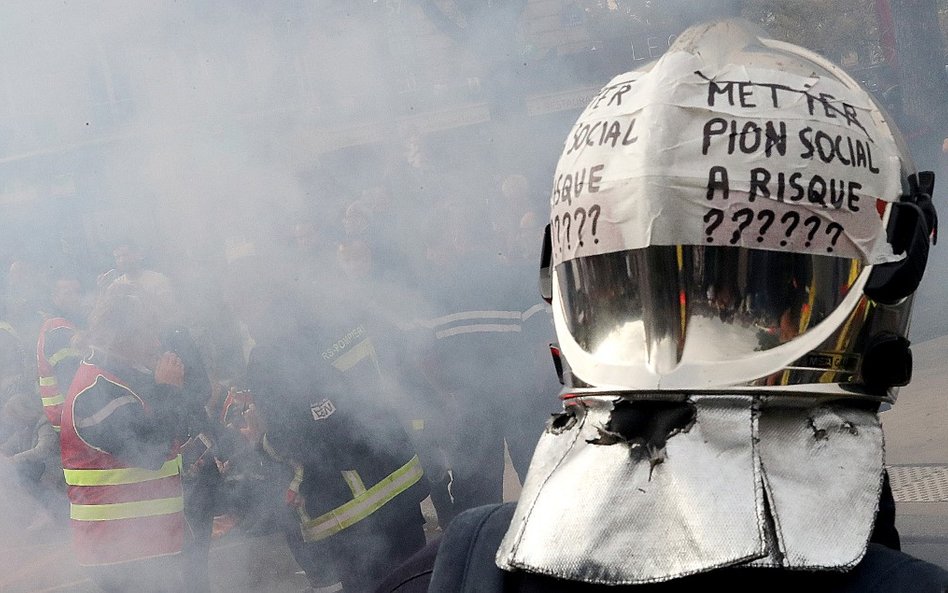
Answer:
0 2 944 590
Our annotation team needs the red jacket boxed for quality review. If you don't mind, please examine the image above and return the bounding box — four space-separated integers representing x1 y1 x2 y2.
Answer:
60 360 184 566
36 316 78 431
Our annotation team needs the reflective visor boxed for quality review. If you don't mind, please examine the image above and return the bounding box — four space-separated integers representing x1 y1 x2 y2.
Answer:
557 245 867 384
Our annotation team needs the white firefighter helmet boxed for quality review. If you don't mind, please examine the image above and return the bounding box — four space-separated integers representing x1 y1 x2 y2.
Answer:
539 20 936 401
500 20 937 585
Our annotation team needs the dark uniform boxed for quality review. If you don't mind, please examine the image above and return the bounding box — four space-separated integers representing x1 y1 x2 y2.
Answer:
420 254 523 516
375 502 948 593
164 327 219 593
422 253 559 517
248 315 428 593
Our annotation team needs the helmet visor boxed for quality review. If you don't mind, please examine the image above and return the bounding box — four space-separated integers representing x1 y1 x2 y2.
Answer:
557 245 866 378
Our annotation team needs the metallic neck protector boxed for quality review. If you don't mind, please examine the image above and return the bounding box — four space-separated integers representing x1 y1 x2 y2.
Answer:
496 396 884 585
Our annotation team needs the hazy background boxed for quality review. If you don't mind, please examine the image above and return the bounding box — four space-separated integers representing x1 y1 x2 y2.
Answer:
0 1 945 591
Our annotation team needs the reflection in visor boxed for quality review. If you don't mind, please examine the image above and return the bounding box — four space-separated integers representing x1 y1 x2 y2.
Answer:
557 246 865 380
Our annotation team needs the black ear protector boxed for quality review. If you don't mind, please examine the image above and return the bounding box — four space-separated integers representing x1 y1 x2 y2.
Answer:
860 331 913 392
859 172 935 392
539 223 553 304
864 172 938 305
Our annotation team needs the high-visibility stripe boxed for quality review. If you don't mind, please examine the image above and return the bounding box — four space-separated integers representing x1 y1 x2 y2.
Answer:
423 310 523 329
70 496 184 521
289 465 305 494
301 455 424 542
435 324 521 339
39 376 57 387
331 337 380 374
341 470 367 497
0 322 19 339
49 347 80 367
41 394 65 406
521 303 547 321
411 419 425 431
64 456 182 487
313 583 343 593
75 395 139 429
261 434 280 460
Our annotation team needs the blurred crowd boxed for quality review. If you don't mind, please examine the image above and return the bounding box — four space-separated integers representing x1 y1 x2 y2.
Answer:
0 137 561 593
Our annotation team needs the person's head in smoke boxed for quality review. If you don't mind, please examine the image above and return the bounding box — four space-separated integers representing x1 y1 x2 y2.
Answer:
6 258 46 309
50 273 83 320
337 239 374 280
223 254 303 344
498 19 939 585
86 283 162 368
112 241 145 275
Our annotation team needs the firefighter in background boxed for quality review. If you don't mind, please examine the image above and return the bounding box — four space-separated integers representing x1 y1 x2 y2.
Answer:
244 281 428 593
102 241 173 299
60 284 187 593
151 286 219 593
36 273 84 432
375 21 948 592
0 302 66 528
0 304 28 413
0 305 30 448
418 209 551 518
336 238 456 530
0 388 67 528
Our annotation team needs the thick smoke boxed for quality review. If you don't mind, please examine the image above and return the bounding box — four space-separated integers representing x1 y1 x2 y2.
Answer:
0 1 945 591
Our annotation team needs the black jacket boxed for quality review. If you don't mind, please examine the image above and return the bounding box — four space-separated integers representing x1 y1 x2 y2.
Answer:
375 503 948 593
248 322 427 523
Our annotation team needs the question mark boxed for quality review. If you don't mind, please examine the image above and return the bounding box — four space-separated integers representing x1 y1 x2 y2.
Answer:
574 207 587 247
780 211 800 247
825 222 844 252
563 212 572 251
588 204 602 244
553 216 562 254
803 215 821 247
730 208 754 245
704 208 724 243
756 210 775 243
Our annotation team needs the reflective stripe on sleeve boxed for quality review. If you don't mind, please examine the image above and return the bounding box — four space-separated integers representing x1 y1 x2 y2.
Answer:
341 470 366 497
261 434 282 461
64 455 182 487
422 310 522 328
75 395 139 429
435 324 521 339
70 496 184 521
41 394 65 407
289 464 304 494
49 347 81 367
331 338 379 373
39 376 57 387
301 455 424 542
521 303 547 321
